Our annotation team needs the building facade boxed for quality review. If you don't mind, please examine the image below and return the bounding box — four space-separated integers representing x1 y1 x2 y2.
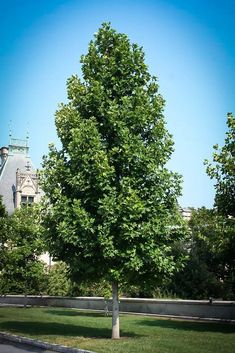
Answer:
0 137 42 214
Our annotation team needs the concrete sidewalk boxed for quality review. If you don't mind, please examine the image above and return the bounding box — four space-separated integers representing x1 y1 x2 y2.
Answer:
0 339 55 353
0 333 95 353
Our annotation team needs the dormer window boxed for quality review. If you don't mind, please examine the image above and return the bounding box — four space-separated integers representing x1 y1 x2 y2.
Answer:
21 195 34 206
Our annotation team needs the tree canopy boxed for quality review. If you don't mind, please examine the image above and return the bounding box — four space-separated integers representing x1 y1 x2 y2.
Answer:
42 23 187 338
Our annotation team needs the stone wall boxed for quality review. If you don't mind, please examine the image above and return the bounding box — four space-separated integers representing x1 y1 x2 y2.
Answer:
0 295 234 320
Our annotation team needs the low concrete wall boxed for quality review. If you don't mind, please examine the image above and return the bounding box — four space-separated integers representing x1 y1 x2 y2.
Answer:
0 295 234 320
119 298 235 320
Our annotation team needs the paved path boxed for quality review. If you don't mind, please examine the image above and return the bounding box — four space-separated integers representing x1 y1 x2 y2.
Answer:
0 339 55 353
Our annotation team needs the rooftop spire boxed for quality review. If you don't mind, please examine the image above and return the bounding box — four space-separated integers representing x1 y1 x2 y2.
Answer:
26 122 29 145
8 120 12 140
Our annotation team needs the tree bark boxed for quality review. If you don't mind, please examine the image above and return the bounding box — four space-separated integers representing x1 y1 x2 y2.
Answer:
112 281 120 339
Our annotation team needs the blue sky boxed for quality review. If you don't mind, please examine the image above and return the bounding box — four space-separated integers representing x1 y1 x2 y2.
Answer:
0 0 234 208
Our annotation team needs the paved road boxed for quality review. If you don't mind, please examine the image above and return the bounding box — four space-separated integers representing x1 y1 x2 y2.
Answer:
0 339 55 353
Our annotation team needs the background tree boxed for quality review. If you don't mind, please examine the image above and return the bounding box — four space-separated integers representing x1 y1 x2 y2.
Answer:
169 207 235 300
0 195 8 272
205 113 235 217
47 262 71 296
0 205 47 295
171 115 235 300
0 195 6 218
42 23 187 338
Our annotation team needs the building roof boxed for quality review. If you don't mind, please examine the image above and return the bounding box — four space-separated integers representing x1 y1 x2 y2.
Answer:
0 138 35 214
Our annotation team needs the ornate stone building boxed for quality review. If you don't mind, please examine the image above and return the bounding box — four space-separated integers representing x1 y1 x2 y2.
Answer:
180 207 192 221
0 137 42 214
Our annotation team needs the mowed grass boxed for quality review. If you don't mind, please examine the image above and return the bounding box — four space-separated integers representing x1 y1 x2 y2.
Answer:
0 307 234 353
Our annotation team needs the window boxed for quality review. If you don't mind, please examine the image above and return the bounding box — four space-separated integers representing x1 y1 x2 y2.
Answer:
21 195 34 206
21 196 27 204
28 196 34 204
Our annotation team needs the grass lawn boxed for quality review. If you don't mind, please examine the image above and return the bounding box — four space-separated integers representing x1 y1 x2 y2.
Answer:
0 307 234 353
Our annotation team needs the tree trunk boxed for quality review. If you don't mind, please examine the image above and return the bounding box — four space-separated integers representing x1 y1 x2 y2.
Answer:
112 281 120 339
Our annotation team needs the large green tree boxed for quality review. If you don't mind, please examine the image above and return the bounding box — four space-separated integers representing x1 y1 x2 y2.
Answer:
205 113 235 217
42 23 187 338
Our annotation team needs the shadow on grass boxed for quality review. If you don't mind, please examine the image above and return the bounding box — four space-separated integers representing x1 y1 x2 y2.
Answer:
45 309 106 318
0 321 138 339
138 318 235 334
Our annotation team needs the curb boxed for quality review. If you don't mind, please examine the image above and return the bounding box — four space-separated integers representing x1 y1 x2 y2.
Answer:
0 332 96 353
